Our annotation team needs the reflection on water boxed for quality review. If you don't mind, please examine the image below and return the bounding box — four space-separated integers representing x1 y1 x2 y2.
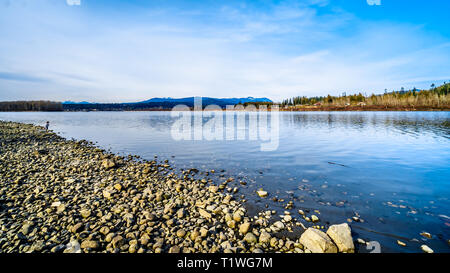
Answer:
285 112 449 139
0 111 449 253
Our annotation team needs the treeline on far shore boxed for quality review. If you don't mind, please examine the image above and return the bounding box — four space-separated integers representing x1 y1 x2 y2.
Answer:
281 83 450 109
2 83 450 112
0 101 63 111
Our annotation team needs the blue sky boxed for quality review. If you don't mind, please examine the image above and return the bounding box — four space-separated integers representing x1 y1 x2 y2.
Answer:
1 0 450 102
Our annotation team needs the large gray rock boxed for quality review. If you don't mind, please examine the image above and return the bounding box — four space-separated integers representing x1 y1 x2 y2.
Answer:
299 228 338 253
326 223 355 253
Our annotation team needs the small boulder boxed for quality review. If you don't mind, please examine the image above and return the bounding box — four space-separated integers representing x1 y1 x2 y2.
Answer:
299 228 338 253
326 223 354 253
273 221 285 230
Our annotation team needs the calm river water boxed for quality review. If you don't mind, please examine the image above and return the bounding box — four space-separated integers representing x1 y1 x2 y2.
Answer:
1 111 449 253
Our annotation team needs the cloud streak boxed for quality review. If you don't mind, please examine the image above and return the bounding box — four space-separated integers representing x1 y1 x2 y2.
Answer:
0 72 49 83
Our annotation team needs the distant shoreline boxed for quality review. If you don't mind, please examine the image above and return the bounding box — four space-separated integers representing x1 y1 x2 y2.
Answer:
0 107 449 112
279 105 450 112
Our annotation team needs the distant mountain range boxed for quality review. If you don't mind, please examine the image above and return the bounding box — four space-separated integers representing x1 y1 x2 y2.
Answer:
63 97 272 105
62 97 273 111
62 101 93 104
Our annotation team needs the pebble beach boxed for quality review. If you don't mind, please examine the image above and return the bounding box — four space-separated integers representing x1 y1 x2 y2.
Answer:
0 121 356 253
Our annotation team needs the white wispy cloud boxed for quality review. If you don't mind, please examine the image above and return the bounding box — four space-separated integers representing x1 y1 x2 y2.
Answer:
0 0 449 102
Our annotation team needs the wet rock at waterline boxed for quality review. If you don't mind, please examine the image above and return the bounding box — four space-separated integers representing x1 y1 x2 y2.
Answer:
299 228 338 253
326 223 354 253
421 245 434 253
257 190 268 198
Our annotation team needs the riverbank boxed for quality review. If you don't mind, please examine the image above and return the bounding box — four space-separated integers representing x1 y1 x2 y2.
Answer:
0 121 360 253
280 105 450 111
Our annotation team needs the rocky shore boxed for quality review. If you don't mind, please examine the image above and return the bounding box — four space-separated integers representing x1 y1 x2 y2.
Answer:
0 121 355 253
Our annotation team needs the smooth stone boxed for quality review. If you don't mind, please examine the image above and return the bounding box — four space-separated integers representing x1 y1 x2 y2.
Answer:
102 190 112 199
100 226 110 235
257 190 268 198
71 223 84 233
244 233 258 244
233 212 242 223
177 208 185 218
101 159 116 169
273 221 285 230
21 224 32 235
114 183 122 191
176 229 186 238
259 231 271 244
209 185 219 193
81 240 99 250
112 236 125 248
169 246 181 253
56 204 66 213
198 208 212 219
357 238 366 245
239 222 251 234
190 230 200 241
227 220 236 229
421 244 434 253
200 228 208 238
80 209 91 218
